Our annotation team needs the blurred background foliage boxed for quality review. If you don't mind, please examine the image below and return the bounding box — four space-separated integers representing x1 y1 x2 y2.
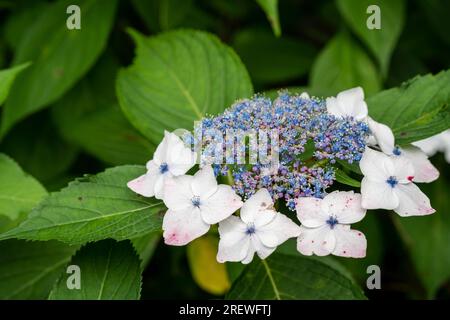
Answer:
0 0 449 299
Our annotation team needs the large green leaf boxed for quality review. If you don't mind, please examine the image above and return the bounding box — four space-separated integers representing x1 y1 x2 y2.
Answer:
0 165 165 245
1 0 118 137
131 231 161 270
117 29 253 145
49 240 141 300
336 0 405 76
255 0 281 37
0 114 79 183
310 31 381 96
367 70 450 144
396 176 450 298
0 153 47 221
0 63 30 107
52 53 154 166
0 240 77 299
232 29 315 85
226 253 366 299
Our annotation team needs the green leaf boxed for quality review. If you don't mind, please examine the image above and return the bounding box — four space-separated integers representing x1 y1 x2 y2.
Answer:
336 0 405 76
49 240 141 300
117 29 253 145
52 53 155 166
0 240 77 299
334 168 361 188
232 28 315 85
310 31 381 96
367 70 450 144
187 235 230 295
0 63 30 107
0 165 165 245
226 253 366 299
3 1 48 50
0 114 79 183
0 153 47 221
255 0 281 37
1 0 118 137
131 232 161 270
395 177 450 298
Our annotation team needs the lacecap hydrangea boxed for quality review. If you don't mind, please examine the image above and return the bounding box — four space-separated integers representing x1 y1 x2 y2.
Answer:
186 92 370 210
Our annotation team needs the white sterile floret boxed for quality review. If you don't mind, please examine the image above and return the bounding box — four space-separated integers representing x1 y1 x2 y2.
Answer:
413 129 450 164
296 191 367 258
360 148 435 216
326 87 395 155
217 189 300 264
127 130 196 199
162 165 243 246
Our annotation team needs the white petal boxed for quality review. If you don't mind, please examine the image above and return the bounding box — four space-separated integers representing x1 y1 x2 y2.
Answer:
394 183 435 216
295 197 328 228
327 87 368 121
217 215 247 247
300 92 310 99
167 141 196 176
200 185 243 224
257 212 300 247
400 146 439 183
389 155 415 183
217 236 251 264
191 165 218 198
359 147 390 181
163 208 210 246
252 236 276 260
361 177 399 210
162 175 193 210
412 133 444 156
322 191 366 224
297 225 335 256
241 243 256 264
240 188 274 224
127 172 163 198
332 225 367 258
253 209 277 228
152 131 171 164
326 97 346 118
367 117 395 154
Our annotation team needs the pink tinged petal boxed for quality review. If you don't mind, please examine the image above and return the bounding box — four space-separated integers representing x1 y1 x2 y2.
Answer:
191 165 218 198
367 117 395 155
400 146 439 183
332 225 367 258
163 208 210 246
393 183 435 217
257 212 300 247
240 188 274 224
162 175 194 210
323 191 366 224
251 236 276 260
296 225 336 256
127 173 162 198
201 185 243 224
359 147 390 182
295 197 328 227
361 178 399 210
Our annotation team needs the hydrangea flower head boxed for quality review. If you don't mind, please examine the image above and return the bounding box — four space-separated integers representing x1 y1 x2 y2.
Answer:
190 92 370 210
